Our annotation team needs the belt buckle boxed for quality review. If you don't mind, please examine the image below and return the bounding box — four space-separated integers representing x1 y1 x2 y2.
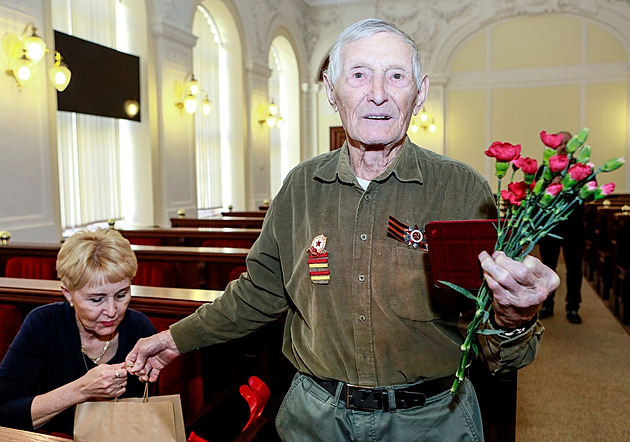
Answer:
346 384 381 411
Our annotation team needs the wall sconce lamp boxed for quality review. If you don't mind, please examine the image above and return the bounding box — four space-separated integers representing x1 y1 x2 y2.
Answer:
410 107 436 134
3 22 72 91
124 98 140 118
258 99 284 129
174 72 212 116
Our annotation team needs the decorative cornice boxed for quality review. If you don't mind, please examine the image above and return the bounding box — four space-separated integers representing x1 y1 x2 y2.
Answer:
150 21 198 49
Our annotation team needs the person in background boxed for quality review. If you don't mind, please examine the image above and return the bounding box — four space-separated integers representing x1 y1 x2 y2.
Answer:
0 228 155 437
537 131 585 324
126 18 559 441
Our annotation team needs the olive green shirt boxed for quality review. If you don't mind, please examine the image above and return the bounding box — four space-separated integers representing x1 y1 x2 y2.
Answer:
171 137 543 387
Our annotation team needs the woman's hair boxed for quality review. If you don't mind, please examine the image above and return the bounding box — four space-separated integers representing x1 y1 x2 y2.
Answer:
324 18 423 90
56 228 137 292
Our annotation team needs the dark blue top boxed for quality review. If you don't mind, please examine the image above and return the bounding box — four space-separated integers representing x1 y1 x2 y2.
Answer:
0 302 156 436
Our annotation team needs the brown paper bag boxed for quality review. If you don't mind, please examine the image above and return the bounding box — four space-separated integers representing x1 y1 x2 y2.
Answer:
73 384 186 442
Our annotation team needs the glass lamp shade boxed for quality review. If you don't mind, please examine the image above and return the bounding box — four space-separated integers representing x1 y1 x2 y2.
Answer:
186 76 200 97
201 96 212 115
48 62 71 92
124 99 140 118
183 93 198 114
268 101 278 116
420 109 428 122
23 33 47 62
266 115 276 128
276 115 285 129
14 54 33 82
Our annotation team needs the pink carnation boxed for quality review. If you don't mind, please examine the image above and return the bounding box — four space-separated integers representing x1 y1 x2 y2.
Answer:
545 183 563 197
540 130 564 149
548 155 569 173
599 183 615 195
513 156 538 175
567 163 592 181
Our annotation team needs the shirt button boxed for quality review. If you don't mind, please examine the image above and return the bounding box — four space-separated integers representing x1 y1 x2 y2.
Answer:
365 194 371 201
358 274 366 282
360 234 367 241
359 314 366 322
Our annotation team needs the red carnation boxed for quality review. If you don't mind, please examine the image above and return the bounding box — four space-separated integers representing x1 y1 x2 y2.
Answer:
548 154 569 173
540 130 564 149
513 156 538 175
484 141 521 163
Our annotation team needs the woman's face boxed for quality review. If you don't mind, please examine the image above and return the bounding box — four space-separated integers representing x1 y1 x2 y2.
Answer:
62 277 132 338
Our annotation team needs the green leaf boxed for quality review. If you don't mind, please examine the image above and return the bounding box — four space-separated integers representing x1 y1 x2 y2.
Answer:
439 281 477 301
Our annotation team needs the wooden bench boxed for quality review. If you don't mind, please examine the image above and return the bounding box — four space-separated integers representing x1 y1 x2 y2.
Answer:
171 217 264 229
116 226 260 248
221 211 267 218
0 243 248 290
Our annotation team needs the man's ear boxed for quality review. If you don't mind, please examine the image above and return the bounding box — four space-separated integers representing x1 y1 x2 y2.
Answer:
322 73 338 112
413 75 430 115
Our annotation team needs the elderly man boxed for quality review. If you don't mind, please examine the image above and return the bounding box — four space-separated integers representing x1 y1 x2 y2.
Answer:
127 18 558 441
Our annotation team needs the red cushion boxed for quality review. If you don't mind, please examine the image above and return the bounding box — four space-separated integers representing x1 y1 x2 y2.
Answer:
0 304 22 362
133 261 176 287
228 265 247 282
5 257 57 280
127 237 164 246
201 239 253 248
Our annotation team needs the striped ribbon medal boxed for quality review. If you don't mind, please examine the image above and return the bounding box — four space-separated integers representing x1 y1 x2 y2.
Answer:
387 215 428 250
307 234 330 284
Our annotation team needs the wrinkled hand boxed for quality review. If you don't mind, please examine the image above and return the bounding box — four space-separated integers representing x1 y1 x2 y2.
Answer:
479 250 560 329
125 330 181 382
80 362 128 399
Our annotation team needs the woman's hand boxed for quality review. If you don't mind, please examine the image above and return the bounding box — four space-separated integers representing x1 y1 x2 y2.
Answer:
30 361 130 428
79 362 129 400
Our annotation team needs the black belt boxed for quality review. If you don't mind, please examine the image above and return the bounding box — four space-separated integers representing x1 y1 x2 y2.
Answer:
311 374 455 412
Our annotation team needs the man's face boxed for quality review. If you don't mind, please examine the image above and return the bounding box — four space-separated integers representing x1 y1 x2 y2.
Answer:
324 32 428 150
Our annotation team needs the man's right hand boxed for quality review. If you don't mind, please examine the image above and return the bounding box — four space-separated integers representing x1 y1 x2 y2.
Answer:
125 330 181 382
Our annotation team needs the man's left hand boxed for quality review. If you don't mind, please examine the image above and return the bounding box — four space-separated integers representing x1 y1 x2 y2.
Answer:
478 250 560 329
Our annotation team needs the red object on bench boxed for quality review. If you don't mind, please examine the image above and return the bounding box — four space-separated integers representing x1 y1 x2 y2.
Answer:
5 256 57 280
239 376 271 431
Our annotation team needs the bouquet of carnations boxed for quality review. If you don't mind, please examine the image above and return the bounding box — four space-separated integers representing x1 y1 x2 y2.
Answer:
444 128 624 394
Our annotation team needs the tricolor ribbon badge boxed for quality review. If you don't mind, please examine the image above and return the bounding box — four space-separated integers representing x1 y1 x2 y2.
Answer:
387 215 428 250
307 234 330 285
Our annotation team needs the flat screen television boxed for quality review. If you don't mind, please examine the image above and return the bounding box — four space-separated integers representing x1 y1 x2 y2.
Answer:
54 30 141 121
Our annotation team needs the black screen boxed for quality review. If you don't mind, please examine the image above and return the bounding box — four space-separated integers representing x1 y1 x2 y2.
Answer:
54 30 141 121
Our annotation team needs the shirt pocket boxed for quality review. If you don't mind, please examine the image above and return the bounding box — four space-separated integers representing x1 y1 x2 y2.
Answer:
388 243 437 322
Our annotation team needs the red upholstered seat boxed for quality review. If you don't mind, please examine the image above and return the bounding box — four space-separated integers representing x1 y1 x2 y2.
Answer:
126 237 164 246
149 316 204 420
0 304 21 362
228 265 247 282
5 256 58 280
133 261 176 287
201 239 254 248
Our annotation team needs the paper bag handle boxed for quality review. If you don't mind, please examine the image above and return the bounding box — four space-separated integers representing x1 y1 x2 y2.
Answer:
114 382 149 403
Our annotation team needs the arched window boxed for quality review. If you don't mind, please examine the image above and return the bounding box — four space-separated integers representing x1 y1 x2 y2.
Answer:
268 35 300 197
52 0 122 229
193 6 224 210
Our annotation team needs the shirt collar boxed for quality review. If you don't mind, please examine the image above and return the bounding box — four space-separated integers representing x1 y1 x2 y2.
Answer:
313 137 424 185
